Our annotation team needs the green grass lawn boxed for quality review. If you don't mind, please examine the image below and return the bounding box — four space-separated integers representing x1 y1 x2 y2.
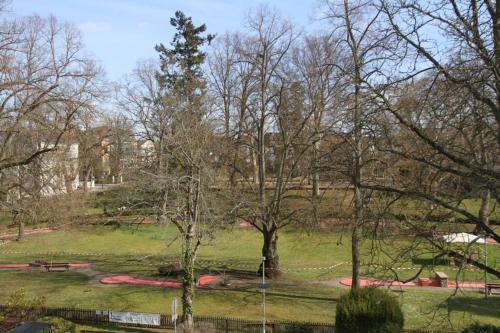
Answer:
0 269 499 330
1 188 499 331
0 222 499 331
95 186 500 221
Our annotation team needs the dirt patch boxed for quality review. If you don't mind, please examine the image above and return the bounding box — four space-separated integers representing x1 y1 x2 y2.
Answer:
237 218 252 228
318 218 348 230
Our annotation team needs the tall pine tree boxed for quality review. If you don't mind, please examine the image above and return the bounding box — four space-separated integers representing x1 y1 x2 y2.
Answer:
154 11 215 331
155 10 214 94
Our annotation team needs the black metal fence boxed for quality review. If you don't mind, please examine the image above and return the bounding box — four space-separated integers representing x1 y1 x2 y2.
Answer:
0 305 454 333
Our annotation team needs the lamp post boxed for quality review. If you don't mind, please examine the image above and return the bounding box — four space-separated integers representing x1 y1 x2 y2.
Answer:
261 256 266 333
172 298 177 333
484 235 488 299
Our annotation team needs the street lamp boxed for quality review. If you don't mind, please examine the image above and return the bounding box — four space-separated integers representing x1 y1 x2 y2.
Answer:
259 256 267 333
484 234 488 299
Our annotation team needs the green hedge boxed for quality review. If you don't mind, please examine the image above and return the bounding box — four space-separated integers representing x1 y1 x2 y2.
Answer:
462 323 500 333
335 287 404 333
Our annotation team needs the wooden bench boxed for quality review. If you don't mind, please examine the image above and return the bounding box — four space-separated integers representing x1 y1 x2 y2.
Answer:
486 283 500 295
435 271 448 287
29 260 69 272
43 263 70 272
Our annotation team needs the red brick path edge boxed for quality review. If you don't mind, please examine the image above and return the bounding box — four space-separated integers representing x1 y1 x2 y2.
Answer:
99 274 219 289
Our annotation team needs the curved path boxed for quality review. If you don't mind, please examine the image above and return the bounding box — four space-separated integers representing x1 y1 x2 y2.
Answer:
0 227 56 240
339 278 484 289
100 274 219 289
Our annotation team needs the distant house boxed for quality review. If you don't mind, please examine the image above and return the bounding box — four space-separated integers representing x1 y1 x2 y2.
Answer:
39 142 80 196
136 139 155 162
3 141 80 200
77 125 155 186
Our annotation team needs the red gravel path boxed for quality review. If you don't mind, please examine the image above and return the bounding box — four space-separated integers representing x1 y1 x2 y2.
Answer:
339 278 484 289
0 228 55 240
100 274 219 289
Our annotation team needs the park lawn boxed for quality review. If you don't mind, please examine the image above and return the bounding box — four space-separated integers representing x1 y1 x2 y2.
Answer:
0 270 338 323
0 269 499 330
0 222 499 330
0 224 352 275
1 224 498 282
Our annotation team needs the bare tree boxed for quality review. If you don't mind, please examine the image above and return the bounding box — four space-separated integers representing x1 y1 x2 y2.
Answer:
117 59 172 172
220 7 325 274
119 11 221 331
322 0 388 288
0 14 103 238
291 33 346 222
0 15 103 177
344 0 500 281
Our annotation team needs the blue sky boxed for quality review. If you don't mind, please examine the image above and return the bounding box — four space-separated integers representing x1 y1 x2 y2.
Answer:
11 0 322 81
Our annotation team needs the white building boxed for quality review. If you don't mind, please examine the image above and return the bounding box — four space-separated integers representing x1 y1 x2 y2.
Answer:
39 142 80 196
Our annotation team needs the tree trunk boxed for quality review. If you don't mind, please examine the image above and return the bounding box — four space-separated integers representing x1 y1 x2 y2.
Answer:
83 168 92 192
251 147 259 185
229 146 238 190
64 173 75 194
17 221 25 241
259 227 280 276
312 139 321 224
494 0 500 145
181 224 195 332
479 188 490 228
348 1 364 288
352 114 363 289
312 172 320 198
351 182 363 289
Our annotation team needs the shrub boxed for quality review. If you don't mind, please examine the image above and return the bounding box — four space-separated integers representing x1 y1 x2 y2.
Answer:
0 288 46 326
462 323 500 333
158 263 183 277
335 287 404 333
41 317 76 333
282 323 313 333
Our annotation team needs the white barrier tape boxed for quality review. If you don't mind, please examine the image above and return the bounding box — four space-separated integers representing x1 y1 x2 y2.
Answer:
0 250 349 272
0 251 483 273
369 264 483 272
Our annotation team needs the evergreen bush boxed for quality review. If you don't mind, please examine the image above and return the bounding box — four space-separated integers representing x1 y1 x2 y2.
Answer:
335 287 404 333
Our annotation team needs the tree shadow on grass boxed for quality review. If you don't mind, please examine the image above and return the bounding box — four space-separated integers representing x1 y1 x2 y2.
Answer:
4 270 91 285
441 295 500 319
204 284 338 303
